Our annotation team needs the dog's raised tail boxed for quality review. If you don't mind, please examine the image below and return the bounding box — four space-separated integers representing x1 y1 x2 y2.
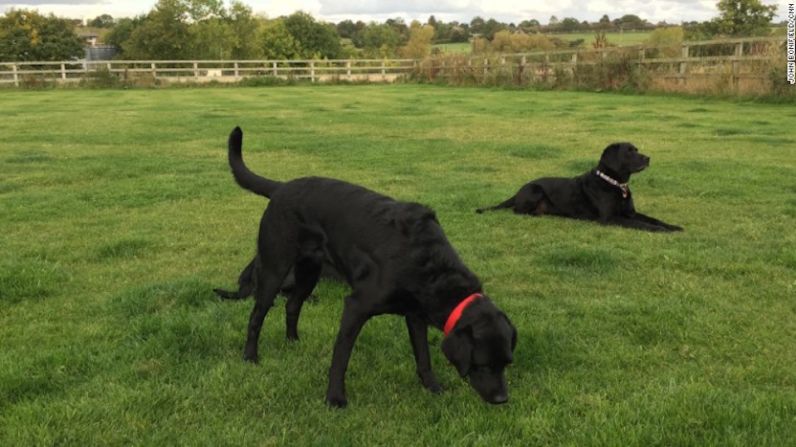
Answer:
228 126 282 198
475 196 515 214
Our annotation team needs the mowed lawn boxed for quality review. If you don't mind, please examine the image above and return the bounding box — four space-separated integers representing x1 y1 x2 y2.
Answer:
1 85 794 446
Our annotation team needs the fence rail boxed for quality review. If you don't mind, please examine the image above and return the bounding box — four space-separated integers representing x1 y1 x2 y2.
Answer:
0 37 785 92
0 59 417 86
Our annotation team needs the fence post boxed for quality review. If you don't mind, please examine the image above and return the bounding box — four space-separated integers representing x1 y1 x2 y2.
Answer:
347 59 352 80
732 42 743 90
679 44 689 85
520 55 527 84
234 62 239 78
483 58 488 81
310 61 315 82
571 52 578 78
193 61 199 79
12 63 19 87
638 47 645 61
151 62 156 80
272 61 277 77
60 63 66 81
381 58 386 81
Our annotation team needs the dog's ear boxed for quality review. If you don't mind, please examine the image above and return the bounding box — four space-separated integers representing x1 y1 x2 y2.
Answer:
600 143 624 173
503 314 517 352
442 326 473 377
395 203 438 237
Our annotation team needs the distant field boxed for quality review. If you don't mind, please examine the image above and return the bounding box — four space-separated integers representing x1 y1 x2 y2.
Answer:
1 85 794 445
433 42 472 53
434 31 652 54
547 30 652 46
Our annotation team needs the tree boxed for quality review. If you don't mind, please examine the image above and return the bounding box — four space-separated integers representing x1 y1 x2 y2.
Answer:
518 19 540 33
559 17 581 32
399 21 434 58
283 11 342 58
105 17 141 51
185 0 224 21
0 9 84 61
336 19 357 39
713 0 776 36
226 1 261 59
616 14 647 31
190 16 233 59
89 14 114 28
356 22 401 57
482 18 505 40
470 16 485 35
122 0 191 59
597 14 613 31
260 18 300 59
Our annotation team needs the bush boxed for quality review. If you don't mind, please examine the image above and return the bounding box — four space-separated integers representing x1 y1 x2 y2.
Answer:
645 27 684 58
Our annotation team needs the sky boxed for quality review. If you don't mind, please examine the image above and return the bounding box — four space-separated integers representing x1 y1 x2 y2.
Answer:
0 0 789 25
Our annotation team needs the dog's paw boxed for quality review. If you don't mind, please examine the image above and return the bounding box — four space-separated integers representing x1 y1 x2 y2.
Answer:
243 349 259 363
418 371 443 393
325 394 348 409
425 381 444 394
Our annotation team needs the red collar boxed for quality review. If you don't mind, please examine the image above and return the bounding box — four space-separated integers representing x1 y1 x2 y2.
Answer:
443 293 482 336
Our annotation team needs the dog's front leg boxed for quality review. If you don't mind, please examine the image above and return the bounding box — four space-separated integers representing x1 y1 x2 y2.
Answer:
604 216 668 232
326 294 370 408
405 314 442 393
633 212 683 232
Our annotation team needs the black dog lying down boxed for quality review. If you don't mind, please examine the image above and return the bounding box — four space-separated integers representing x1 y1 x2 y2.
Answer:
220 127 516 407
477 143 682 232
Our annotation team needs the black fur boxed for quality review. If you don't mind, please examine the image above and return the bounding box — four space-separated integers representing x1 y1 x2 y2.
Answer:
477 143 683 232
219 127 516 407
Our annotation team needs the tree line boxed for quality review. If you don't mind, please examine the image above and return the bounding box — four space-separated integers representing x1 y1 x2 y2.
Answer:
0 0 780 62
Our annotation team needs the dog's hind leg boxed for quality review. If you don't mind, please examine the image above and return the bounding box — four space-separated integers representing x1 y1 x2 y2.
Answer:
514 185 549 215
214 257 256 300
475 196 516 214
243 233 295 363
285 223 327 340
406 314 442 393
243 266 289 363
285 258 322 341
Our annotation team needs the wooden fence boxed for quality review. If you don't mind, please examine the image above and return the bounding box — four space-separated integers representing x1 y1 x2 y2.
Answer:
0 37 786 94
0 59 416 86
417 36 786 94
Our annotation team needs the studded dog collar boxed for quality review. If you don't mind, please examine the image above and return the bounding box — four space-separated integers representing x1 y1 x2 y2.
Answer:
595 170 629 199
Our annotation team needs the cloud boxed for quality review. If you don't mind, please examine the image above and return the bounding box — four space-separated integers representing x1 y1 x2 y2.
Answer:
0 0 105 4
1 0 787 23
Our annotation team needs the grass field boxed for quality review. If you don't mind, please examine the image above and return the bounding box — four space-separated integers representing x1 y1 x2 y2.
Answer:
1 85 795 445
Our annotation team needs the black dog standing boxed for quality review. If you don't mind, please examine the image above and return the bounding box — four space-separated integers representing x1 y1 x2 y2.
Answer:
219 127 517 407
477 143 683 232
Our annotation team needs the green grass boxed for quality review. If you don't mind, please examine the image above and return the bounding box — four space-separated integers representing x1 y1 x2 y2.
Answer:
1 85 795 446
434 42 472 53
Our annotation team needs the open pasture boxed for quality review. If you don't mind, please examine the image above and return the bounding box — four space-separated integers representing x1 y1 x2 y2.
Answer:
1 85 794 445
